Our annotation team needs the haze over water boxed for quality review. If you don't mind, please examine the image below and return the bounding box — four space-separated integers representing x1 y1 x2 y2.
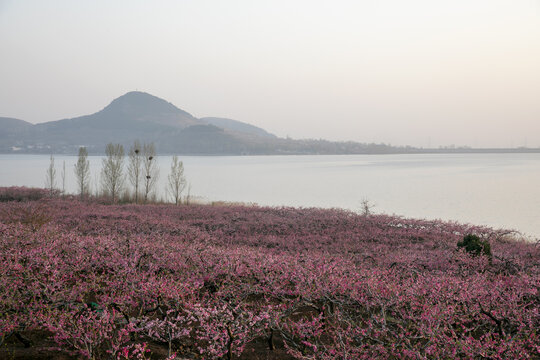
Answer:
1 153 539 240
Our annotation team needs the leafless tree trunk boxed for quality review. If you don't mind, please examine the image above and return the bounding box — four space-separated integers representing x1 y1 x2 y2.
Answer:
92 172 100 197
101 143 125 202
185 183 192 205
127 140 142 203
45 154 56 194
74 147 91 199
167 155 187 205
142 142 158 203
61 160 66 197
360 198 375 216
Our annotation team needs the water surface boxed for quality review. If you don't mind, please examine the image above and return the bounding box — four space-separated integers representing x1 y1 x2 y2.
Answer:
1 153 539 239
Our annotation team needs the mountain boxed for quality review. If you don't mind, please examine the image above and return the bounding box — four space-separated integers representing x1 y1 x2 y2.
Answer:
102 91 197 125
5 91 532 155
0 117 33 132
29 92 201 150
201 117 276 139
0 117 34 152
0 91 284 154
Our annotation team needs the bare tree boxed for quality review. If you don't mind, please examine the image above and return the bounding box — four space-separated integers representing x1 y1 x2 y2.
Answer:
185 183 192 205
74 147 91 199
127 140 142 203
92 172 100 197
142 142 159 203
60 160 66 197
45 154 56 194
360 198 375 216
167 155 187 205
101 143 125 202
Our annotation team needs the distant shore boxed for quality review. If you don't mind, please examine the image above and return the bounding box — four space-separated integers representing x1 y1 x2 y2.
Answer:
3 147 540 156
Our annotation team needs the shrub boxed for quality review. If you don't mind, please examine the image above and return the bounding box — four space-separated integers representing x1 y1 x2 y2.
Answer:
1 202 52 232
0 187 50 202
458 234 491 257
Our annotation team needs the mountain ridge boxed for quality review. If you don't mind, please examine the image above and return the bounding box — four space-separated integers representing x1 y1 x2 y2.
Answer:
2 92 539 155
1 91 282 154
201 117 276 139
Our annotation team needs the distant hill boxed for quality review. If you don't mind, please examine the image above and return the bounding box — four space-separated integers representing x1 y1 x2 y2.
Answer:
0 117 34 151
0 91 280 154
201 117 276 139
0 117 33 131
2 91 539 155
28 92 202 152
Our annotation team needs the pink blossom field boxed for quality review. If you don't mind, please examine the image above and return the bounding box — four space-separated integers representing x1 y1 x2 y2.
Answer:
0 187 539 359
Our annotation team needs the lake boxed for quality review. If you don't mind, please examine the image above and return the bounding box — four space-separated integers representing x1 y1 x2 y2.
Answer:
1 153 539 240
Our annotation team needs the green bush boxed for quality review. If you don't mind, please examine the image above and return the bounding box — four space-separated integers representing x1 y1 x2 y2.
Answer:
458 234 491 257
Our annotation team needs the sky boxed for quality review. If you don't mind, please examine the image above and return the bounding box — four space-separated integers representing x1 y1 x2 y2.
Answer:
1 0 539 148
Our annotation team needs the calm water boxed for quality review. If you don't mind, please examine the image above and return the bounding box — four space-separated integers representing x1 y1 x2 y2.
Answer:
1 154 539 240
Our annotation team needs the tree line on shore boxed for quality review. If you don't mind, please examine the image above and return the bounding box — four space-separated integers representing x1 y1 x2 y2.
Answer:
45 141 189 204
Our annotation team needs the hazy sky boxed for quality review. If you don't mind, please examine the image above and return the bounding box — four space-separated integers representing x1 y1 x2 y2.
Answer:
1 0 539 147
